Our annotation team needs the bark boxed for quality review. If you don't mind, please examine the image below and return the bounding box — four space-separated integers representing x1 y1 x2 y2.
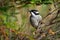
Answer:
34 3 60 40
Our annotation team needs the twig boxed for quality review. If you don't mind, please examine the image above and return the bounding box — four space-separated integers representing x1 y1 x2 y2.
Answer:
35 4 60 40
55 30 60 34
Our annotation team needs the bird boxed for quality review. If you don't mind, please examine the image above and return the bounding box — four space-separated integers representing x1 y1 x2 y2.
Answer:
29 10 42 29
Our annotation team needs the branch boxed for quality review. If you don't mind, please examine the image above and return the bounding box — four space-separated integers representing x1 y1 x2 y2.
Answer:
34 2 60 40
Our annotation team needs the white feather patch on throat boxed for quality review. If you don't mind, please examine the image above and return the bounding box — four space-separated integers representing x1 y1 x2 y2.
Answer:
31 12 36 16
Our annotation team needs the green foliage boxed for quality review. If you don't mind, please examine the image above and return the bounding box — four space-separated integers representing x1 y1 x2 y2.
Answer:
0 5 18 30
0 6 13 12
20 0 52 4
0 13 17 29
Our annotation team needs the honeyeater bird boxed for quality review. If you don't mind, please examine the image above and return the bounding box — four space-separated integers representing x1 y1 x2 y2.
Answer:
29 10 42 29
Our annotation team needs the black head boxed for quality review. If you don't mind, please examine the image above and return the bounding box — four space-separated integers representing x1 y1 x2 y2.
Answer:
29 10 39 15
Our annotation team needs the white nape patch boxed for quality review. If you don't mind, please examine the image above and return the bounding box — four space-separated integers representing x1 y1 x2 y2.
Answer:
35 12 39 13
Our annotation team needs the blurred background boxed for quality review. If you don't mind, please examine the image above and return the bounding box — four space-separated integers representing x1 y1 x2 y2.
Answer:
0 0 60 40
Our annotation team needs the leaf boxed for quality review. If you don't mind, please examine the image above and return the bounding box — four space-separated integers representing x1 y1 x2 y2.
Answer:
0 6 13 12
